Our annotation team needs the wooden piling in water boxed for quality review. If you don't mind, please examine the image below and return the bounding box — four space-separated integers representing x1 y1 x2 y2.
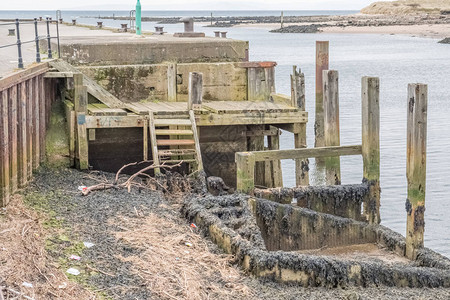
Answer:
315 41 329 150
323 70 340 185
291 66 309 186
406 83 428 260
361 77 381 224
188 72 203 110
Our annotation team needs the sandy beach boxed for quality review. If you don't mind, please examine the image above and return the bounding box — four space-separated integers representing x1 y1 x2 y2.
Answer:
233 22 450 39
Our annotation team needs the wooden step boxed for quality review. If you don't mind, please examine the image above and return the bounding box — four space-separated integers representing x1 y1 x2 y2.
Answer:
154 129 193 135
158 149 197 156
156 139 195 146
154 119 191 126
159 159 197 164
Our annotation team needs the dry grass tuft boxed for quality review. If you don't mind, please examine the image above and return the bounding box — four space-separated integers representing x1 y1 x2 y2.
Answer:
113 212 255 300
0 195 93 299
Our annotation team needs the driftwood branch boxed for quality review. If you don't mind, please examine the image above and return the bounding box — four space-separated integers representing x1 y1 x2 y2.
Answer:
82 161 182 196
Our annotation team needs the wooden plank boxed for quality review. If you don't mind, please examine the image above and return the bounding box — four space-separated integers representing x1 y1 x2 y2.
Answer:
323 70 341 185
63 100 76 166
0 90 10 205
157 139 195 146
154 119 191 126
32 77 40 169
362 77 381 224
155 129 193 135
270 93 292 107
188 72 203 110
247 125 265 187
167 63 177 102
39 76 46 163
149 112 160 174
26 80 33 180
315 41 329 149
44 72 74 78
85 115 145 128
406 83 428 260
49 60 124 108
196 111 308 126
203 100 298 114
8 86 18 194
251 145 362 162
74 74 87 113
143 119 149 161
88 129 96 141
189 110 203 171
268 127 283 188
17 82 28 187
0 62 49 91
76 112 89 170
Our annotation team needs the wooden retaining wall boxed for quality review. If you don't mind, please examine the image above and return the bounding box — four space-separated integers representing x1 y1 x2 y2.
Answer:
0 62 55 206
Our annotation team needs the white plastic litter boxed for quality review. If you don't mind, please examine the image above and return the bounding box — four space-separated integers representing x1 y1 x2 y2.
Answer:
22 282 33 288
58 282 67 289
70 254 81 260
66 268 80 276
83 242 95 248
185 242 193 247
77 185 87 191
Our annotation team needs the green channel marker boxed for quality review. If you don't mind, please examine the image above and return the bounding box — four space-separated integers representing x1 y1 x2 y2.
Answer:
136 0 142 35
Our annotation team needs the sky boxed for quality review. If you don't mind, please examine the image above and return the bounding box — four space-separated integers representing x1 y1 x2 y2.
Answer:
1 0 382 11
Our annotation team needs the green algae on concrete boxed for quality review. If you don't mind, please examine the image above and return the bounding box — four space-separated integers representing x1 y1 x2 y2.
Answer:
45 100 70 168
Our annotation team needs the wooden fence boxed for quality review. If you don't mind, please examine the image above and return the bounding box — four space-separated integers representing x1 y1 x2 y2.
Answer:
0 62 55 206
236 76 381 224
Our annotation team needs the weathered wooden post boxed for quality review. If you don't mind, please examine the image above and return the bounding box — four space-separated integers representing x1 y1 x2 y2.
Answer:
323 70 341 185
315 41 329 151
167 63 177 102
188 72 203 110
362 77 381 224
291 66 309 186
0 90 10 205
17 82 28 187
8 86 18 194
406 83 428 260
73 73 89 170
235 152 255 194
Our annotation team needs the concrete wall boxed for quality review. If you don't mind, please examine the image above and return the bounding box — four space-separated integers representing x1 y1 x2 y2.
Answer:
47 38 249 66
254 184 368 221
254 199 376 251
79 62 248 102
183 194 450 288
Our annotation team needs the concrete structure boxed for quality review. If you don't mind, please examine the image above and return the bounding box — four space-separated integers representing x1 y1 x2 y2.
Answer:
43 35 247 66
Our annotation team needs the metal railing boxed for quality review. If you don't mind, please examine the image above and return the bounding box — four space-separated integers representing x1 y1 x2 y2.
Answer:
130 10 136 30
0 17 61 69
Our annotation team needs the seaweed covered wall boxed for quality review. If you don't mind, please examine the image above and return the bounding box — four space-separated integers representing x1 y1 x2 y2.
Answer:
183 193 450 288
254 184 369 221
253 199 376 251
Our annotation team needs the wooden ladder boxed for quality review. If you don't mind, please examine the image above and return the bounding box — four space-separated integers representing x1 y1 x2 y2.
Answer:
149 110 203 174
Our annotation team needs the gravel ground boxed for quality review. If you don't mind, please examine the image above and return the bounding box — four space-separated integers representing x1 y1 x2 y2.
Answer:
22 167 450 300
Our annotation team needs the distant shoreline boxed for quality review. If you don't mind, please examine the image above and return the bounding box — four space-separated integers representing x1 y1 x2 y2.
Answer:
84 13 450 39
